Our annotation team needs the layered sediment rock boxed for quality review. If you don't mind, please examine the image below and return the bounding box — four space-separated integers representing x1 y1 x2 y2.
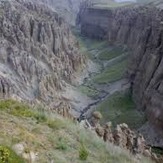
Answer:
0 0 86 110
79 1 163 142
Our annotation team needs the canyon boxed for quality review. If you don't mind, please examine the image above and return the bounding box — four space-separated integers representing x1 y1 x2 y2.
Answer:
79 0 163 147
0 0 162 162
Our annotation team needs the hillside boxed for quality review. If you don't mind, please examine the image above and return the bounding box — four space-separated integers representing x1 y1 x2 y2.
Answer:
0 99 153 163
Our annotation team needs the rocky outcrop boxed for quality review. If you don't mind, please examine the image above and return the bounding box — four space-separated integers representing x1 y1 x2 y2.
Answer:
0 0 86 110
30 0 83 26
80 111 162 162
79 2 163 135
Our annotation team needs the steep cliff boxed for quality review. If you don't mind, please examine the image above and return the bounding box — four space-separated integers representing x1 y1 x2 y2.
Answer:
0 0 86 111
79 2 163 135
34 0 82 25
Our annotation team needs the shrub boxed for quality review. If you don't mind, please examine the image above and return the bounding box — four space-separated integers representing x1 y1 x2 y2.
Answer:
0 99 34 118
47 119 66 130
0 100 47 123
0 146 24 163
34 113 47 123
79 144 89 161
56 137 68 151
0 146 10 163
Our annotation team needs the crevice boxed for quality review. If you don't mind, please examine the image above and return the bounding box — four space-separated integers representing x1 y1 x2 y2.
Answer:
30 19 34 38
51 25 56 54
37 23 42 42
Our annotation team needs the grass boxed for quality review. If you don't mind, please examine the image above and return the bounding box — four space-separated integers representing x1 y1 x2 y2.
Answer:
74 30 108 59
78 85 99 97
0 99 48 123
85 40 107 51
0 99 35 118
93 58 128 84
0 99 152 163
96 90 146 129
47 119 66 130
56 137 68 151
79 143 89 161
152 147 163 156
98 46 126 60
137 0 157 3
92 0 134 9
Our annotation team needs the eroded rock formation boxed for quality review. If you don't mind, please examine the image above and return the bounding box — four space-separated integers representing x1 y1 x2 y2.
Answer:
80 111 162 162
0 0 86 110
79 1 163 143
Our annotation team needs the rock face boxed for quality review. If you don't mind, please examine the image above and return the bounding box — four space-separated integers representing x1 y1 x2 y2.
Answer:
0 0 86 110
31 0 83 25
79 2 163 134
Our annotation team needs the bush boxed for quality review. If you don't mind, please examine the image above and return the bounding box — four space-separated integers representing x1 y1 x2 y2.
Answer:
0 100 35 118
34 107 47 123
0 146 24 163
0 100 47 123
0 146 10 163
79 144 89 161
34 113 47 123
47 119 66 130
56 137 68 151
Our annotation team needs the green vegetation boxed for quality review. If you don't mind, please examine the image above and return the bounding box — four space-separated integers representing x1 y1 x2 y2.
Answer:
98 46 126 60
78 86 99 97
76 34 107 52
0 146 24 163
56 137 68 151
0 99 48 123
79 143 89 161
92 0 134 9
93 58 127 84
47 119 66 130
34 111 47 123
0 99 35 118
0 99 152 163
74 30 108 60
85 40 107 51
152 147 163 156
137 0 157 4
97 90 146 129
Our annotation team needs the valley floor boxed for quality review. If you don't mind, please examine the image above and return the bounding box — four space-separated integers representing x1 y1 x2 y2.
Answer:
73 30 146 130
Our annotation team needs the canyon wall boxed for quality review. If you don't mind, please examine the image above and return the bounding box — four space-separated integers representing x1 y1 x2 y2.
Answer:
0 0 86 111
79 2 163 131
16 0 84 26
33 0 82 26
